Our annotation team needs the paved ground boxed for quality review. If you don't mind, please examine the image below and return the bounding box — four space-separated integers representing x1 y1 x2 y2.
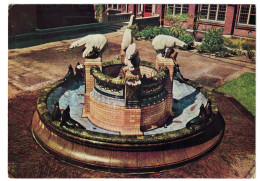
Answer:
8 31 256 178
8 32 255 98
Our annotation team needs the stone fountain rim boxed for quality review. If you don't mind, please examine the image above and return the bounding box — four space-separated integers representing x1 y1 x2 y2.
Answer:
35 60 220 150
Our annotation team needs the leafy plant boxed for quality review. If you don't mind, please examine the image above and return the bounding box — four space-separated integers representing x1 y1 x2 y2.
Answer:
198 27 224 53
223 37 256 60
224 37 244 49
169 25 186 38
127 24 194 47
242 43 256 60
178 33 194 46
94 4 103 22
128 24 141 38
175 13 189 22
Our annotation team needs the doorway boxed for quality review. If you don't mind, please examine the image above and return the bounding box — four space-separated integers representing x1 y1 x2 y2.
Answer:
143 4 152 17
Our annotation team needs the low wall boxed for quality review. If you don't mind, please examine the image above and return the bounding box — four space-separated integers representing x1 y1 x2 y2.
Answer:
135 16 160 29
88 90 169 134
89 94 142 135
102 12 132 24
89 95 125 132
141 99 168 130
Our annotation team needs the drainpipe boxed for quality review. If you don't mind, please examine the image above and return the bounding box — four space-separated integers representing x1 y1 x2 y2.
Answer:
161 4 165 26
133 4 137 17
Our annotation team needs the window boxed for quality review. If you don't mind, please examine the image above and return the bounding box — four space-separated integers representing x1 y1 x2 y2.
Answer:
107 4 121 10
167 4 189 16
137 4 143 12
200 4 227 22
238 5 256 26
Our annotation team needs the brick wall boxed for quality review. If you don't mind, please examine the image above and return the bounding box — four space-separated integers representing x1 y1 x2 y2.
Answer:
233 27 256 38
89 95 126 132
89 93 168 134
140 66 155 78
141 100 168 130
84 58 174 135
156 58 174 116
83 58 102 117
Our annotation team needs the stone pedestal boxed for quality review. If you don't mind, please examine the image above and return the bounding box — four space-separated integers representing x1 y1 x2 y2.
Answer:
82 58 102 117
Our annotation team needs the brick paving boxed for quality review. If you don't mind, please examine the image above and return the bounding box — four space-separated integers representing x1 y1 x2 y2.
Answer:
8 32 255 98
8 31 255 178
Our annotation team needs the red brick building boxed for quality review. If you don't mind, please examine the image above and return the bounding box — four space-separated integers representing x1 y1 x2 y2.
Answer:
105 4 256 38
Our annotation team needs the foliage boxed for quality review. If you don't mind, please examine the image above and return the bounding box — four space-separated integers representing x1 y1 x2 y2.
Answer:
178 33 194 46
169 25 186 38
127 24 140 38
128 24 194 47
198 27 224 53
241 43 256 60
217 73 255 116
175 13 189 22
224 37 244 49
223 37 256 60
166 7 188 25
94 4 103 22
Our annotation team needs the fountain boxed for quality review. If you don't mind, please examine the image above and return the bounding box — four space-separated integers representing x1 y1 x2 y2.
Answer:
31 32 224 173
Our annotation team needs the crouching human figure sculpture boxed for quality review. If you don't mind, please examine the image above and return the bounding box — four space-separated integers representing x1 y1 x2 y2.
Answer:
69 34 108 59
152 35 188 58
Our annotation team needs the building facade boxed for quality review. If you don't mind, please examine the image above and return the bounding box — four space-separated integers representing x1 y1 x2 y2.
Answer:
9 4 95 36
105 4 256 38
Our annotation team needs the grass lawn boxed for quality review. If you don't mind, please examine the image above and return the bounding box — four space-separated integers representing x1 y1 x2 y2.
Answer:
217 72 256 116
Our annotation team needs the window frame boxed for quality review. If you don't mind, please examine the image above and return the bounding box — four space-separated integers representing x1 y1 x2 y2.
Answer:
107 4 121 10
167 4 189 16
199 4 227 23
237 4 256 27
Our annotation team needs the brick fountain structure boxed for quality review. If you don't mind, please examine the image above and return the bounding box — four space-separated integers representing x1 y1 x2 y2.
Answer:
31 34 225 173
82 47 176 135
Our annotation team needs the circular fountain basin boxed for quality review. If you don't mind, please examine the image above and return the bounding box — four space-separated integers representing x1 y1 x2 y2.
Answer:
32 61 224 173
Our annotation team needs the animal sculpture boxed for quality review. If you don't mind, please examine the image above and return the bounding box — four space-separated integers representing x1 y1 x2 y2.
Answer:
186 104 206 128
70 34 108 58
173 64 188 83
121 29 133 51
152 35 188 58
60 106 85 129
205 99 212 119
63 64 74 82
52 102 61 121
75 62 84 81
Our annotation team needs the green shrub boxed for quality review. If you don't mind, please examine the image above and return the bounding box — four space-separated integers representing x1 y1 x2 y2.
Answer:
128 24 194 47
199 27 224 53
169 25 186 38
128 24 140 38
224 37 244 49
178 33 194 46
241 43 256 60
166 8 178 25
223 37 255 60
175 13 189 22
